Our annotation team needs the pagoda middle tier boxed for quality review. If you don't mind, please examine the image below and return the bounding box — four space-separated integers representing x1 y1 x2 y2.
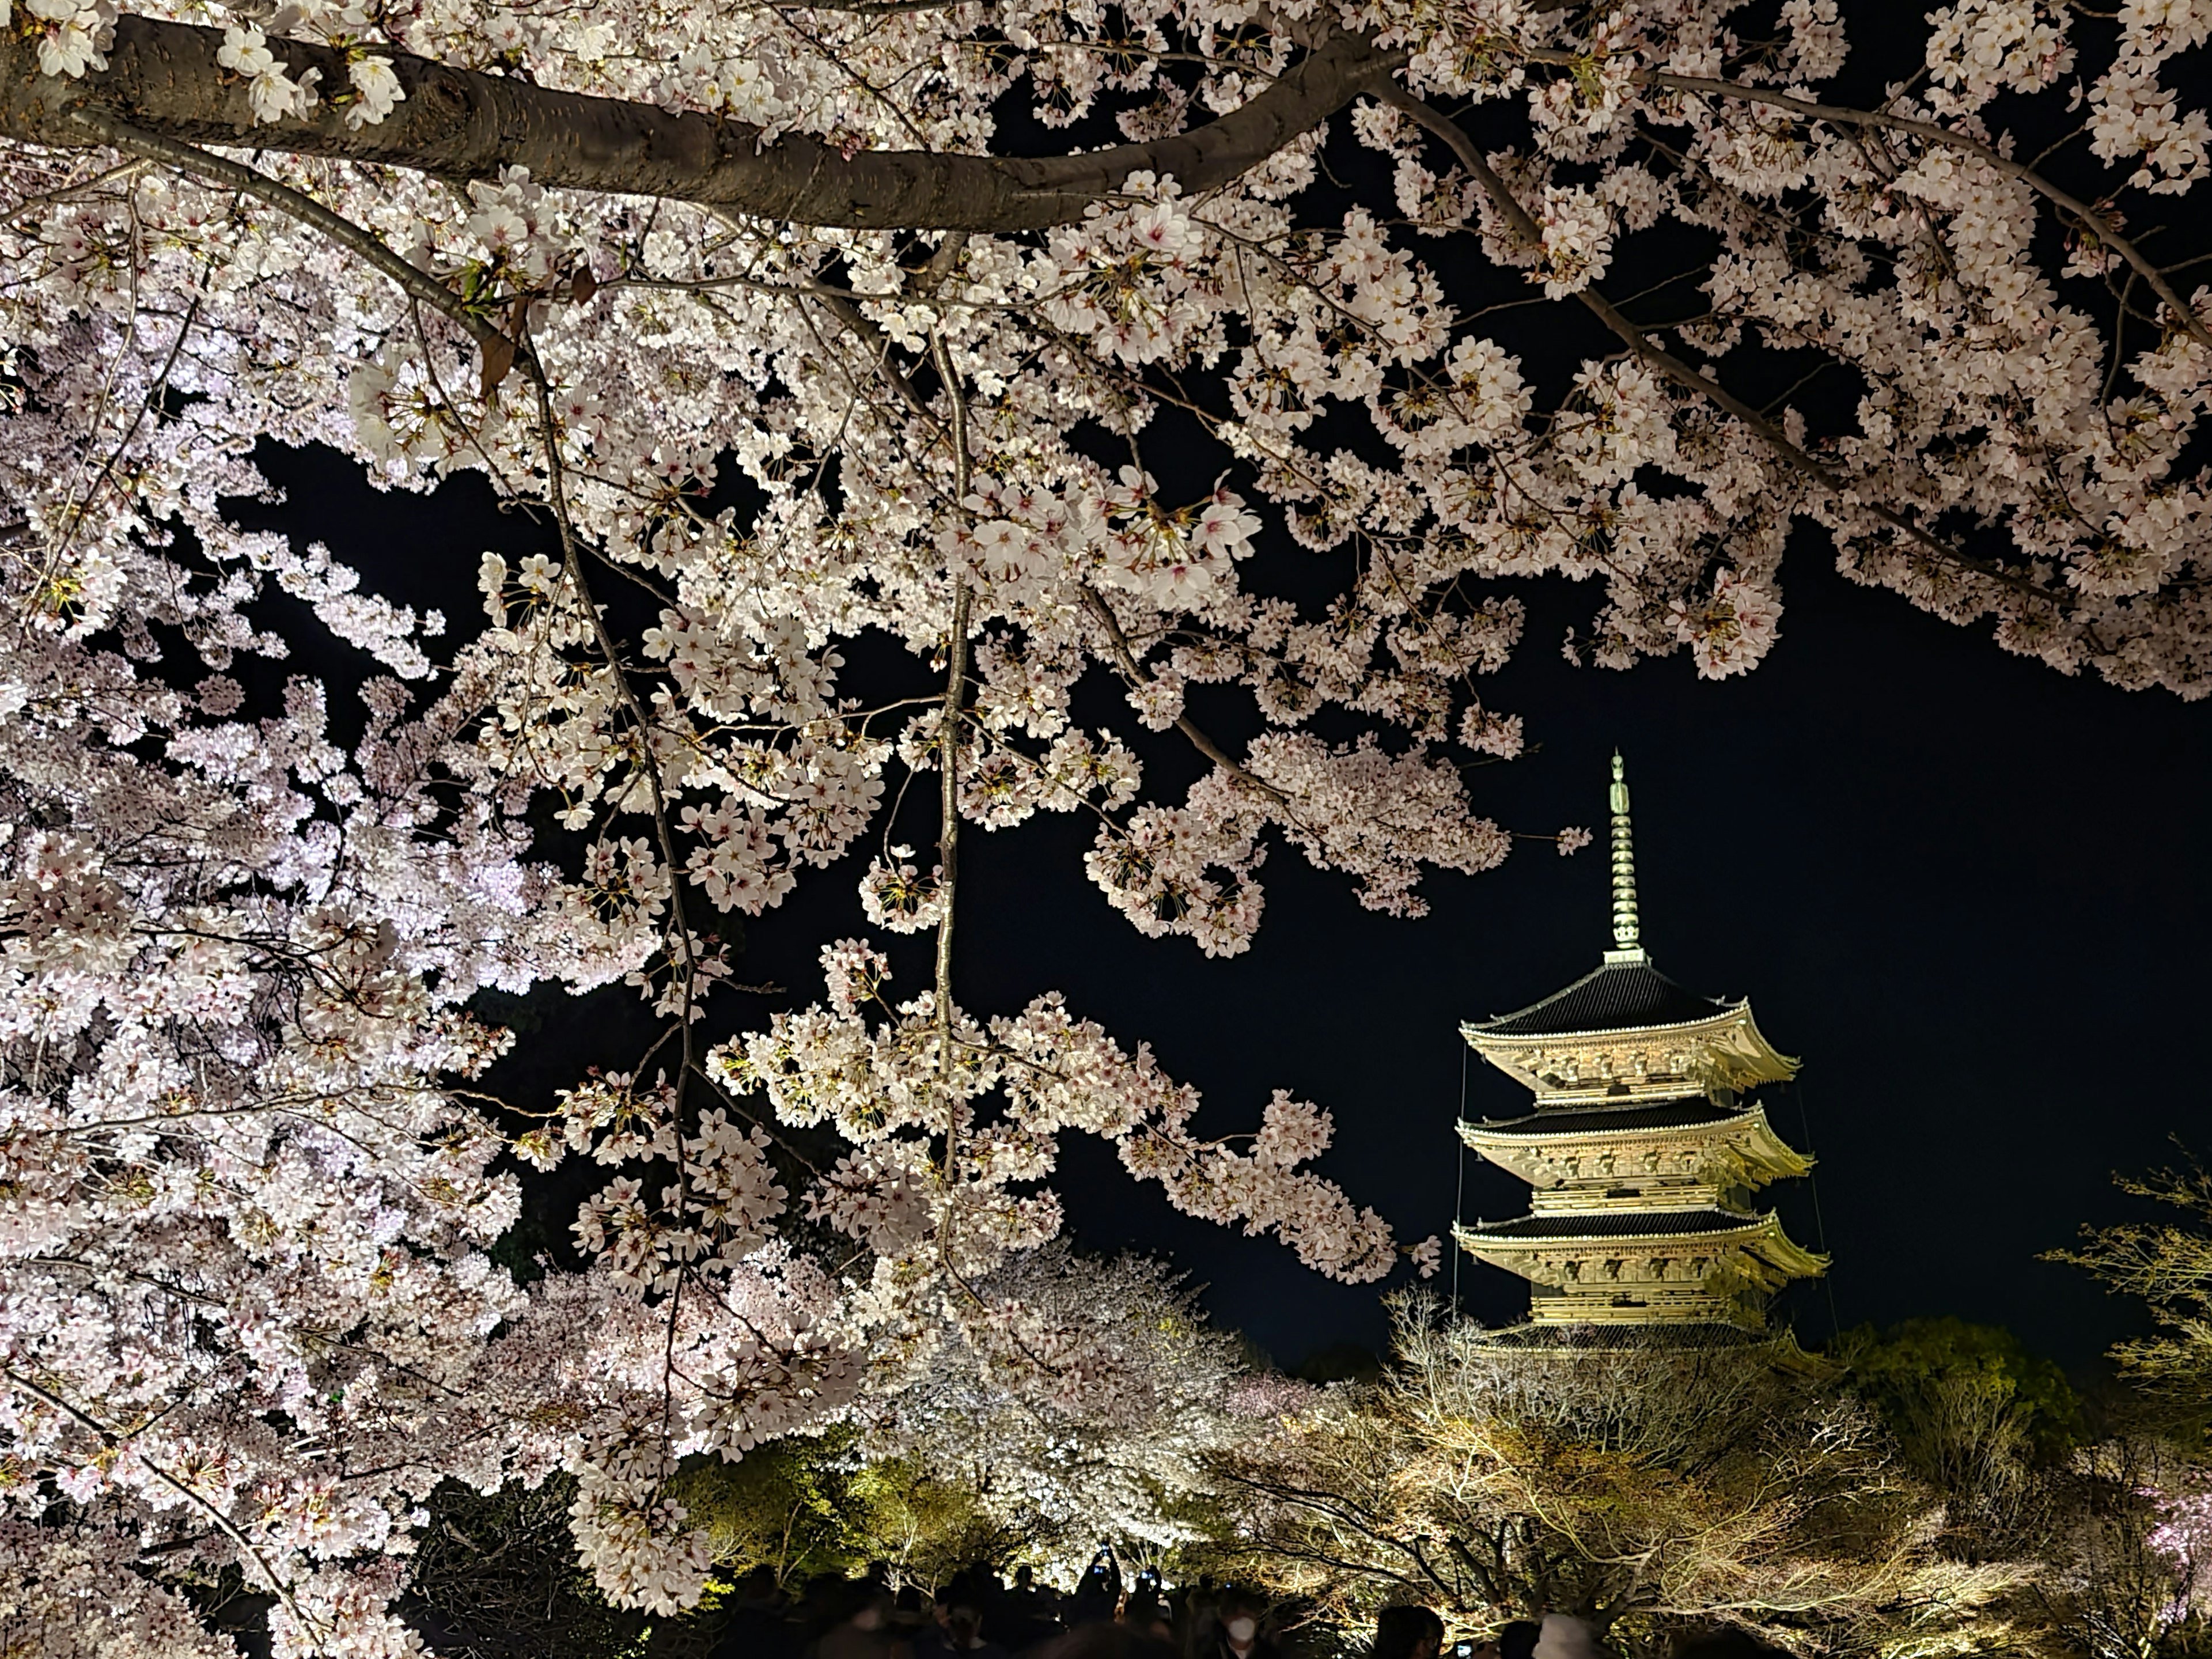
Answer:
1454 757 1827 1332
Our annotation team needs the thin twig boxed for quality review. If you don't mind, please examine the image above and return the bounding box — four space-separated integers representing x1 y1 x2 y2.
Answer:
2 1365 305 1626
1078 584 1290 803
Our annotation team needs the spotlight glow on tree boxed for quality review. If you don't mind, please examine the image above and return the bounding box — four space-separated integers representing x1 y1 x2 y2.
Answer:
2 0 2209 1651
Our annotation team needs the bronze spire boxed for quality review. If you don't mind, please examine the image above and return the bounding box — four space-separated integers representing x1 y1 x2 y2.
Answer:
1607 751 1642 961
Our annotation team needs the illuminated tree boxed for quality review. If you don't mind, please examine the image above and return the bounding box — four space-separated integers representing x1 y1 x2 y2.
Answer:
1836 1318 2080 1559
2032 1157 2212 1657
2023 1435 2212 1659
4 0 2210 1651
851 1243 1261 1577
1207 1299 2027 1656
2056 1157 2212 1425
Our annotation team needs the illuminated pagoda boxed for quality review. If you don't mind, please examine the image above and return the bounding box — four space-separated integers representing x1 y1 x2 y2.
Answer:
1453 756 1827 1332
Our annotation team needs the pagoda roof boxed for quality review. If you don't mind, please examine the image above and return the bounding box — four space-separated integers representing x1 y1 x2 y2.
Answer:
1470 956 1730 1038
1465 1207 1764 1241
1467 1100 1745 1138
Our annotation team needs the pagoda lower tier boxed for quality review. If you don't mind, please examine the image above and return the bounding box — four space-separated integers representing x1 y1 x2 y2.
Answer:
1452 1060 1829 1331
1455 1197 1827 1330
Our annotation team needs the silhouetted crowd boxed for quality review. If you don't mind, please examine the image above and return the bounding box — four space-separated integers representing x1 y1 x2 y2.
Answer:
707 1557 1797 1659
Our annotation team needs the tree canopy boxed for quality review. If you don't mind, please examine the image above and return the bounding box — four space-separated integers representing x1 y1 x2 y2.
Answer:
3 0 2211 1652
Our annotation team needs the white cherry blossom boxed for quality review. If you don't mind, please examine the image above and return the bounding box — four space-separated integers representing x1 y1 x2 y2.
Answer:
2 0 2209 1646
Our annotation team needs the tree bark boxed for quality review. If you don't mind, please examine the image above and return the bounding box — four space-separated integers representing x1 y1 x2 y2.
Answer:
1 14 1402 230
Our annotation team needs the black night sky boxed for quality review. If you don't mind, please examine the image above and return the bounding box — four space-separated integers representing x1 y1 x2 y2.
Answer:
245 437 2212 1384
916 539 2212 1377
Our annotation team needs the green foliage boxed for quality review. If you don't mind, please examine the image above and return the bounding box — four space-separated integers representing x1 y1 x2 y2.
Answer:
847 1456 1037 1588
1840 1317 2082 1460
1205 1300 2028 1658
1836 1317 2081 1560
396 1444 1029 1659
667 1429 881 1587
665 1431 1041 1592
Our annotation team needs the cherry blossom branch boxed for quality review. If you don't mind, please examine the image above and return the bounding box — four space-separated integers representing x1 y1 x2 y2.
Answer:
1077 583 1290 804
1377 84 2082 615
58 1080 515 1136
958 715 1125 835
0 152 149 218
767 13 935 151
1535 58 2212 353
47 291 199 565
6 16 1406 232
522 361 712 1460
65 110 521 378
685 1059 823 1177
1024 257 1597 619
528 375 695 1037
0 1365 304 1624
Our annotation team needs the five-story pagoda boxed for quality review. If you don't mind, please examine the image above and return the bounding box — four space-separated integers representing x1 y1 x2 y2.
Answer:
1454 756 1827 1332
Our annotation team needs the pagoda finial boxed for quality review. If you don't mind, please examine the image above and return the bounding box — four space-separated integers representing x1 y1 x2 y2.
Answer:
1608 751 1642 959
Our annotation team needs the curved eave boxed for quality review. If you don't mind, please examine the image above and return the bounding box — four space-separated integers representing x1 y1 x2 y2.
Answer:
1454 1213 1828 1278
1458 1105 1813 1183
1737 1105 1814 1180
1455 1215 1769 1251
1460 1002 1748 1047
1721 1007 1801 1089
1756 1225 1831 1279
1459 1109 1753 1146
1461 1002 1799 1092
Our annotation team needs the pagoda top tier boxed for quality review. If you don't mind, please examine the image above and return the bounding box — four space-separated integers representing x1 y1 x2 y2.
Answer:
1463 755 1796 1104
1471 955 1729 1039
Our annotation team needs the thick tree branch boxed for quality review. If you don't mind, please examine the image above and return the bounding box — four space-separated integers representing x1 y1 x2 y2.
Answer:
2 16 1403 231
1376 85 2079 616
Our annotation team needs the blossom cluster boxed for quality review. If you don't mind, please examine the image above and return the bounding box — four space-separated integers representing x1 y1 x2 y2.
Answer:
2 0 2209 1646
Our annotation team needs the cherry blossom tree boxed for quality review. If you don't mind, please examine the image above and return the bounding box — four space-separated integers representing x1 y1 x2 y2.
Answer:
848 1242 1265 1575
3 0 2210 1652
2039 1161 2212 1654
2027 1435 2212 1659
